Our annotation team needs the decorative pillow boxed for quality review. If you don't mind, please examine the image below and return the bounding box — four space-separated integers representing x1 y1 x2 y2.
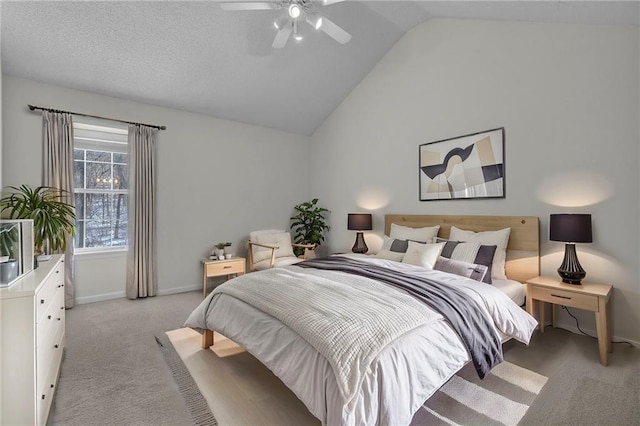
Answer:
252 232 295 263
380 235 409 253
440 241 497 284
402 241 445 269
390 223 440 244
449 226 511 280
434 257 489 282
374 250 405 262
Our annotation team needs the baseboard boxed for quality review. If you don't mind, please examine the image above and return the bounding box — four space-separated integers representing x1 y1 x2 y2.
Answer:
554 320 640 348
75 291 126 305
157 284 201 296
75 285 201 305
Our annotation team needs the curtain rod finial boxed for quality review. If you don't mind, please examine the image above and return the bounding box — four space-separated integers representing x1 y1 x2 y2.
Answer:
28 104 36 111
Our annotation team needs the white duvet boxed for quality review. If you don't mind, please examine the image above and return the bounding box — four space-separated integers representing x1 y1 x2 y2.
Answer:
185 255 537 426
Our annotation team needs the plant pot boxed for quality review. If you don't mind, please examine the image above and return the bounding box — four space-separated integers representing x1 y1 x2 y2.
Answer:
1 259 18 285
217 249 225 259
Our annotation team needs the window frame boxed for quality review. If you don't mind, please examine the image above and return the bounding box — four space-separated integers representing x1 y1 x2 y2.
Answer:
72 120 129 253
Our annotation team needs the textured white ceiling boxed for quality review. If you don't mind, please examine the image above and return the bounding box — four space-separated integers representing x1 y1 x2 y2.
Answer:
2 1 638 135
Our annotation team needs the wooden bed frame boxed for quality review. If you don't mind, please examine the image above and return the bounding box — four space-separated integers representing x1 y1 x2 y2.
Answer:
385 214 540 283
203 214 540 348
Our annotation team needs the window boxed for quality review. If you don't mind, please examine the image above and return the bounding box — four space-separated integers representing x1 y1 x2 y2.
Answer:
73 121 129 251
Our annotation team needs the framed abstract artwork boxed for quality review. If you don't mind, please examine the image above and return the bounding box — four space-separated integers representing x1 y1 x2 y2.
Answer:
419 128 505 201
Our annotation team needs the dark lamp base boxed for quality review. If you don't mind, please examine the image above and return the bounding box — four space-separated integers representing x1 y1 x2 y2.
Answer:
557 243 586 285
351 231 368 254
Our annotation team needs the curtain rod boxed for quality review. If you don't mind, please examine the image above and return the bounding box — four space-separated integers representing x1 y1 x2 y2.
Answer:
27 104 167 131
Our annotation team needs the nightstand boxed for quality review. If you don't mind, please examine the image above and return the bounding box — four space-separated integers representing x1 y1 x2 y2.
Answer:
201 257 246 297
525 276 613 365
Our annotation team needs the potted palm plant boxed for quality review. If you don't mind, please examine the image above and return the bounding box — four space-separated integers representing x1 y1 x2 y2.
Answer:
290 198 329 257
0 185 76 257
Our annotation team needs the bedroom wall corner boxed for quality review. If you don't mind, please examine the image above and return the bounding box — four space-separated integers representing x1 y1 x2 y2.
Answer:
310 18 640 344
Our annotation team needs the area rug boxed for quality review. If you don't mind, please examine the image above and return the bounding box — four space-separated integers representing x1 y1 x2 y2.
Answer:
163 328 547 426
413 360 548 426
155 334 218 426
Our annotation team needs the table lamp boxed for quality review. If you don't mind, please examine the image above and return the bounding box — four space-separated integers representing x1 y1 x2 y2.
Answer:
549 214 592 285
348 213 372 254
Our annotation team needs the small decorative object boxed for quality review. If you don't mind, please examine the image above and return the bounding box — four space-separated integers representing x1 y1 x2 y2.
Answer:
550 214 592 285
225 253 233 260
419 128 505 201
347 213 372 254
214 242 232 260
290 198 330 257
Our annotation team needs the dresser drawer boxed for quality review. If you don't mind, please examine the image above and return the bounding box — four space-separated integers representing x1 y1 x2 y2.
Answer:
37 288 64 349
206 260 244 277
531 285 599 311
36 266 63 323
37 307 65 391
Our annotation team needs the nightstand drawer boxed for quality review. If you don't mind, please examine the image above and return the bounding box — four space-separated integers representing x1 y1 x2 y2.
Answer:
206 260 244 277
531 286 599 311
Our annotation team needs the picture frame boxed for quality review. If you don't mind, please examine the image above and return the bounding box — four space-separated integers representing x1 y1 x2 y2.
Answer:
419 127 505 201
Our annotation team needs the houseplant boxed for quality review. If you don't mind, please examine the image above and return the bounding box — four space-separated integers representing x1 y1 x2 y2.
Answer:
0 185 76 255
214 241 232 259
290 198 329 257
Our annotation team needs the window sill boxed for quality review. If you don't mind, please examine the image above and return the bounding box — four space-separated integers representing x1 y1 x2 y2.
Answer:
75 248 128 259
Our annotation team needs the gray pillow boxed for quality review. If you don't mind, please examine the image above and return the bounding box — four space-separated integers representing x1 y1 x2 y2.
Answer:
434 257 489 283
440 241 497 284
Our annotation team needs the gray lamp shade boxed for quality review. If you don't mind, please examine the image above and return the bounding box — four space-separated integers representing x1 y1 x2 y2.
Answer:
347 213 372 231
549 214 593 243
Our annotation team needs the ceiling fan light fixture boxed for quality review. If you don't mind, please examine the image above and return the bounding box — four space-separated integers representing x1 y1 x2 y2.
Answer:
288 3 302 19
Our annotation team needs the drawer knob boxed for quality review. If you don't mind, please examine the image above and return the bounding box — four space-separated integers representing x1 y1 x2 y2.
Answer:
48 315 52 320
61 284 65 287
223 266 232 269
57 317 61 321
61 306 64 310
41 395 45 400
50 384 54 388
55 344 59 349
40 299 45 304
56 270 60 274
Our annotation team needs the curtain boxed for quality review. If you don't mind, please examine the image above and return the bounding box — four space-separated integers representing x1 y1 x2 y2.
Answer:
42 111 76 308
126 125 157 299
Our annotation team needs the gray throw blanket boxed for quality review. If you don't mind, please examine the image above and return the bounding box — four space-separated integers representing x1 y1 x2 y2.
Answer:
298 256 503 379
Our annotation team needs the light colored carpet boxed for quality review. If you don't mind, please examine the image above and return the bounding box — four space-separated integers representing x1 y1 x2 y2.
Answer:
49 291 204 426
51 291 640 425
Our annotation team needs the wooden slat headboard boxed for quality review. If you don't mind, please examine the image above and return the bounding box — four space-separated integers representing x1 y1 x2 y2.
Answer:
385 214 540 283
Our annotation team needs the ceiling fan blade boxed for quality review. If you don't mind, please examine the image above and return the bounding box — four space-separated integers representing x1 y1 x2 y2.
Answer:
272 22 293 48
220 2 281 11
321 0 346 5
318 16 351 44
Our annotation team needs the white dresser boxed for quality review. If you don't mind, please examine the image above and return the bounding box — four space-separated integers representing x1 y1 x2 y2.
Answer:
1 254 66 425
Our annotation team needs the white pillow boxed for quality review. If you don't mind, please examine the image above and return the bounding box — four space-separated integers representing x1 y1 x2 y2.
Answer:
390 223 440 244
402 241 445 269
374 250 405 262
252 232 295 263
449 226 511 279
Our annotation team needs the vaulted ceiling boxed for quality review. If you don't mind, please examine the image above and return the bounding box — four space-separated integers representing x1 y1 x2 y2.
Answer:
2 1 637 135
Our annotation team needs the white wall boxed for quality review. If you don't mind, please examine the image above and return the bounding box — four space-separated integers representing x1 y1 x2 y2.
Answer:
310 19 640 344
2 75 310 302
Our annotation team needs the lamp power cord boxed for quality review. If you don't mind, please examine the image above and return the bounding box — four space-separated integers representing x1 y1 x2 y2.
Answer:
552 305 634 347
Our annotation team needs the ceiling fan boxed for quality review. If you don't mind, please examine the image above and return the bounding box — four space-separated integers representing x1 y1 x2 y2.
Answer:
221 0 351 49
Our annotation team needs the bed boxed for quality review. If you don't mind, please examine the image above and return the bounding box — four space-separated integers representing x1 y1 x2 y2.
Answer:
185 214 540 425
